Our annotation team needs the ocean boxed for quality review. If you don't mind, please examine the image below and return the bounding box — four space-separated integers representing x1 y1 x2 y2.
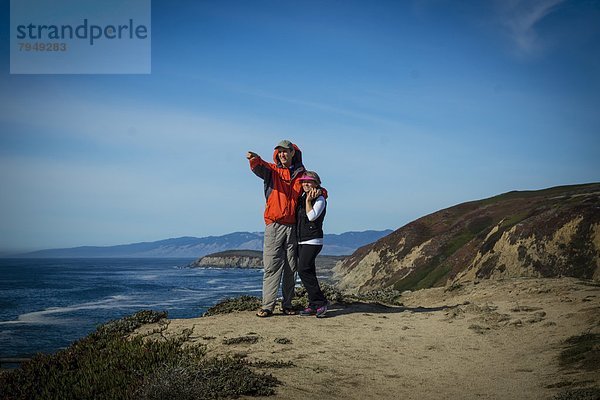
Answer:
0 258 264 360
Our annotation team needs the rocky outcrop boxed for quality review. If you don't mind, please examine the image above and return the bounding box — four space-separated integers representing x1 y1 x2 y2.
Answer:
189 251 346 282
190 250 263 268
334 183 600 293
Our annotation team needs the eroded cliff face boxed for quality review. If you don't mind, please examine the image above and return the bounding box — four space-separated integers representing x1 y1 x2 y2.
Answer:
334 183 600 293
189 250 263 268
192 256 263 268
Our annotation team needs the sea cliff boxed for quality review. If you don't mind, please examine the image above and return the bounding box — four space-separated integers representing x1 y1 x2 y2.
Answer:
189 250 346 282
189 250 263 268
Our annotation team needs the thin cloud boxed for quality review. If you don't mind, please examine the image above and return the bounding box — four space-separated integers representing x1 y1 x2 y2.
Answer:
499 0 565 54
168 72 418 132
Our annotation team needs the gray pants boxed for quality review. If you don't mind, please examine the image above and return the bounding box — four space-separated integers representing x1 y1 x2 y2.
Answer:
262 222 297 311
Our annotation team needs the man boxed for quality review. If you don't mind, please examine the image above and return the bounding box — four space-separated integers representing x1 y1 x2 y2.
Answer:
246 140 305 317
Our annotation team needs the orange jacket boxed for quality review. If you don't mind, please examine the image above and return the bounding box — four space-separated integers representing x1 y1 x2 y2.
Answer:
249 144 305 225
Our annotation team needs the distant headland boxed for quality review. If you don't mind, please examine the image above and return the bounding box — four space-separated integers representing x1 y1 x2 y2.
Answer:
12 230 392 259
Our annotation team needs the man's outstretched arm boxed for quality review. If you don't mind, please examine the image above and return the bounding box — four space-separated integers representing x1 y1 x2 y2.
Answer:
247 151 271 180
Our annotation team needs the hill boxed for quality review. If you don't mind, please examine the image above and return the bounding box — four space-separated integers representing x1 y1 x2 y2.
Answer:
334 183 600 293
17 230 392 258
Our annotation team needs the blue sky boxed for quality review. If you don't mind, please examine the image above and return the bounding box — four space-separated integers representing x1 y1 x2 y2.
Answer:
1 0 599 252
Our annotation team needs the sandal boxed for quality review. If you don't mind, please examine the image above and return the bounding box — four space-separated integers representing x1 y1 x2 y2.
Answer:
282 307 297 315
256 309 273 318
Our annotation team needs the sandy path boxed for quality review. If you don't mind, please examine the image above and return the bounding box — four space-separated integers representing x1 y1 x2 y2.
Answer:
136 278 599 399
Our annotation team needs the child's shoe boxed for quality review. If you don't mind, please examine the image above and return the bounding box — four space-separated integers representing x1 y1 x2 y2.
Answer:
316 303 328 318
299 306 316 316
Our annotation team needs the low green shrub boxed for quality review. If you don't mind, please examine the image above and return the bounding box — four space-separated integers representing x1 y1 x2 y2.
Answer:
204 296 262 316
0 310 279 400
249 359 295 368
96 309 167 337
223 336 260 345
292 283 347 308
135 356 280 400
351 287 404 306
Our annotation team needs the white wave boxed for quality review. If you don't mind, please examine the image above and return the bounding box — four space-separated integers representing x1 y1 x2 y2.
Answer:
234 286 262 291
0 330 14 339
143 297 197 307
138 275 159 281
172 287 204 294
0 295 139 326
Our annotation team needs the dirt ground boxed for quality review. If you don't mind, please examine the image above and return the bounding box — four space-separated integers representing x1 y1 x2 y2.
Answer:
136 278 599 399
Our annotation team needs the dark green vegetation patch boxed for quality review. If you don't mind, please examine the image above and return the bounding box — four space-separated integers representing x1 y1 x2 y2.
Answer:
552 387 600 400
135 356 279 400
223 336 260 345
559 333 600 371
0 310 279 400
292 283 346 308
551 332 600 400
97 309 167 336
249 360 295 368
204 295 262 316
352 287 404 305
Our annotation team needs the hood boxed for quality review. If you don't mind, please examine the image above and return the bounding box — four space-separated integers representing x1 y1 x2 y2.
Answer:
273 143 303 168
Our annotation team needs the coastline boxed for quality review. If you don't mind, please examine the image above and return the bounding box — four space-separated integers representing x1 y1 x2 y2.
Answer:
0 258 261 361
188 252 344 284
